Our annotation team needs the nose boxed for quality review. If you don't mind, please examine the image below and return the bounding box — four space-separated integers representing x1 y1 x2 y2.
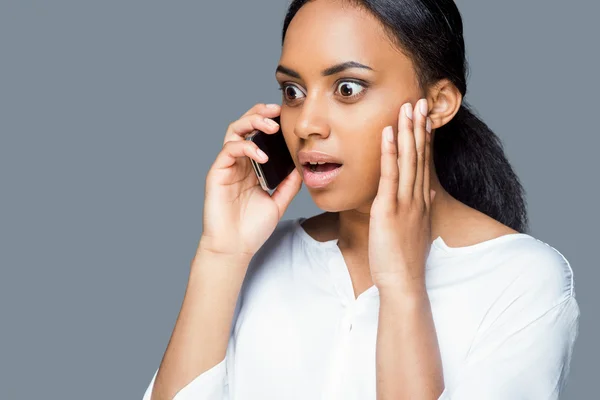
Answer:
293 92 331 140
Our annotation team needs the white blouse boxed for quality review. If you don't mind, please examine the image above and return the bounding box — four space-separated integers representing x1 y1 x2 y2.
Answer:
142 216 580 400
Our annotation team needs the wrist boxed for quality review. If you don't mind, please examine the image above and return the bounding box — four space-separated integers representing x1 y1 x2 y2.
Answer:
190 248 253 283
378 286 430 314
376 278 427 299
374 271 426 294
195 237 255 265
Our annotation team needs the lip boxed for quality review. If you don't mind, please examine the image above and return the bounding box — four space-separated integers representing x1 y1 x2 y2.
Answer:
302 164 343 189
297 150 343 165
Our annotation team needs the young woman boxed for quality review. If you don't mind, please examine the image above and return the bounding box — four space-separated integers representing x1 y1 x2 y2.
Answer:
143 1 580 399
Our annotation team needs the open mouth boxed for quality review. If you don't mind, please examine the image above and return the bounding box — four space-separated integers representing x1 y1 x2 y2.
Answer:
303 162 343 172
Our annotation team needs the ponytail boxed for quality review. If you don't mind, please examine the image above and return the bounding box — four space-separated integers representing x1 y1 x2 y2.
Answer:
434 102 529 233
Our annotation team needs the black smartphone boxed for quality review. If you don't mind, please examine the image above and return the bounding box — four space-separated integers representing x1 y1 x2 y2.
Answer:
245 116 296 191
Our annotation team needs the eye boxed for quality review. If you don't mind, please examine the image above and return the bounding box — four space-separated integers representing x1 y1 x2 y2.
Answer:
277 79 368 104
335 80 366 99
278 84 305 103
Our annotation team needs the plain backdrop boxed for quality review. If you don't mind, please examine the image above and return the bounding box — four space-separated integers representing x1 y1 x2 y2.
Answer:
0 1 598 399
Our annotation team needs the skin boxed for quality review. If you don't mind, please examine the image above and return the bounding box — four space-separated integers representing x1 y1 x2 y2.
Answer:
271 0 518 398
275 0 516 295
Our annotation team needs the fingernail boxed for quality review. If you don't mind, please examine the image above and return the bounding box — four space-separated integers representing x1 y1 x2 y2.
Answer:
264 117 278 128
266 103 279 108
404 103 413 120
426 117 432 133
419 98 428 117
257 148 268 160
384 126 395 143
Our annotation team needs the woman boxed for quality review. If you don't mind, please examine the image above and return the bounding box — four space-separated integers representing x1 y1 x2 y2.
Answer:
143 0 580 399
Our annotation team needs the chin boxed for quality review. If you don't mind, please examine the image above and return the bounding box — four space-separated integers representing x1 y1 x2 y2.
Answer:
306 189 346 212
307 188 375 214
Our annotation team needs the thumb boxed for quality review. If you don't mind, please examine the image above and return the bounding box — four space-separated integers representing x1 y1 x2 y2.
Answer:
271 168 303 218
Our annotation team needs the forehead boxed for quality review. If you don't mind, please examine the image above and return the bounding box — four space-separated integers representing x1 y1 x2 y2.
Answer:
280 0 412 76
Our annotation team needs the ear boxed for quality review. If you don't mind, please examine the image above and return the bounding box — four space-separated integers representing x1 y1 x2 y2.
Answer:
426 79 462 131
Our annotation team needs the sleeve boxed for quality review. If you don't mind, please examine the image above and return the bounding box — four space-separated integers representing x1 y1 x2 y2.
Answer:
436 241 581 400
141 277 246 400
141 358 229 400
437 295 580 399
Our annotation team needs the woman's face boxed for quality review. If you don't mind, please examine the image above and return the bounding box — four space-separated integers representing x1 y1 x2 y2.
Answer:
277 0 423 213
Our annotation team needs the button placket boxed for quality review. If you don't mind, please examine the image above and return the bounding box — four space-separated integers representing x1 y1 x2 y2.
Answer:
322 248 371 399
344 298 366 332
323 299 366 399
340 311 353 333
321 311 354 400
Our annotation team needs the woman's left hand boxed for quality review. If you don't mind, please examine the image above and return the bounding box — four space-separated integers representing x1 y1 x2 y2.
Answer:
368 98 436 293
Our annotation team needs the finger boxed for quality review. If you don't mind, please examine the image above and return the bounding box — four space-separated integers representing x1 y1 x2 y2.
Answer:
270 167 303 218
423 117 432 211
213 139 268 171
223 113 280 145
413 98 428 205
241 102 281 118
398 102 416 203
376 125 400 211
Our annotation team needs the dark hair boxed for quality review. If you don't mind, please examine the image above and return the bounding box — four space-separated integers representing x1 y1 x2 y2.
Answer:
282 0 529 233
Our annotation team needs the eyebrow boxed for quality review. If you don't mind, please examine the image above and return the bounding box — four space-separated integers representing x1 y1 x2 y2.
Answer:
275 61 374 79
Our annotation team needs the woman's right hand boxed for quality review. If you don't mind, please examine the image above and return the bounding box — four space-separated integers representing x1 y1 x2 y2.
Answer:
196 103 303 261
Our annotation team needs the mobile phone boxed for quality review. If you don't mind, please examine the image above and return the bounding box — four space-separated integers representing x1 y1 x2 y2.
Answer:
245 116 296 191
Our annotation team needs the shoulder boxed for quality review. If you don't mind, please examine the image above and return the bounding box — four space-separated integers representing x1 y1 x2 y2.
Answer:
457 206 575 305
483 234 577 324
505 235 574 299
242 217 300 282
251 217 299 261
229 218 300 325
463 234 580 355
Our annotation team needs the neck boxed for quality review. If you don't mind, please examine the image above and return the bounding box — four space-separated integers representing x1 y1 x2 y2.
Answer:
333 189 457 254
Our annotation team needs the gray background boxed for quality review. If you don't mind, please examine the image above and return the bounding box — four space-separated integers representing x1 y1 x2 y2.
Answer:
0 1 597 399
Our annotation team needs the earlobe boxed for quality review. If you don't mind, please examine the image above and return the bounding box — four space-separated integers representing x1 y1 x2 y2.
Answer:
427 79 462 130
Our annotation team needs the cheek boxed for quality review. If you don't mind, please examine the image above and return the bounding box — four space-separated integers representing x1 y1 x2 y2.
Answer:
342 134 384 185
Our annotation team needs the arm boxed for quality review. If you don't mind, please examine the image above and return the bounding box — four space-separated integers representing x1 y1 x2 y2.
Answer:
149 251 251 400
376 284 445 400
